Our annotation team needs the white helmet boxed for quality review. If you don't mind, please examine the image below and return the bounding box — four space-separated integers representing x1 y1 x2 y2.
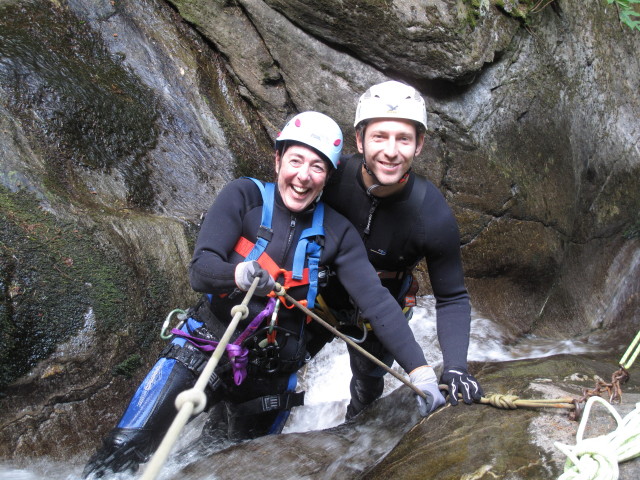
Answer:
276 111 343 169
354 80 427 131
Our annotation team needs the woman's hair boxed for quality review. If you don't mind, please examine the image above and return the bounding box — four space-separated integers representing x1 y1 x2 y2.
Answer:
277 140 333 170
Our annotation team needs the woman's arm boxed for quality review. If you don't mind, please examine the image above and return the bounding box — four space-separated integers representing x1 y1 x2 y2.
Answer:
189 179 259 293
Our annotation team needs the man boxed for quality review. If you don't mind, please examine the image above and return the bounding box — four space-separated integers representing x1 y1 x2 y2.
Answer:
319 80 483 419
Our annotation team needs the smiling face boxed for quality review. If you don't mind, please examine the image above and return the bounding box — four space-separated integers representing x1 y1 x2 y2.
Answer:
275 143 329 212
357 118 424 189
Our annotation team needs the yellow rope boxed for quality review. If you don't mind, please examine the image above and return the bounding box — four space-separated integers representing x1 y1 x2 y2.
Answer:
619 330 640 370
479 393 576 410
276 283 582 414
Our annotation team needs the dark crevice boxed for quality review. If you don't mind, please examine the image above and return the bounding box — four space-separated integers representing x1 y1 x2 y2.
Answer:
233 1 298 114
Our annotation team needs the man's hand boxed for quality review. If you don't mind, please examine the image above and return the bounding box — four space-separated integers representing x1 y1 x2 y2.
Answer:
234 261 275 296
440 368 483 405
409 366 446 416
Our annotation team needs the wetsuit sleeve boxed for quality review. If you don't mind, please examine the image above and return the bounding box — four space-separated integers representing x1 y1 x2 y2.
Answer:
422 196 471 371
189 179 256 293
326 219 428 373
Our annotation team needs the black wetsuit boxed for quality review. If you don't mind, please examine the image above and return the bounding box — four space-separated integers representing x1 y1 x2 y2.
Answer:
190 177 427 371
322 155 471 417
83 177 427 478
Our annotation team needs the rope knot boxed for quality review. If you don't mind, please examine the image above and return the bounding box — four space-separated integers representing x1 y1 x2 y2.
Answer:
273 282 286 296
175 389 207 415
486 393 520 409
230 304 249 319
226 343 249 385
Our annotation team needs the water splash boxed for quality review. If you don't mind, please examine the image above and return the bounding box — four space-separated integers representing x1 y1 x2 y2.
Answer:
0 296 602 479
284 295 603 434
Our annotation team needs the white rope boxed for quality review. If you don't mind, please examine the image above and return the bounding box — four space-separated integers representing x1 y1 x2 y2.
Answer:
140 277 259 480
555 396 640 480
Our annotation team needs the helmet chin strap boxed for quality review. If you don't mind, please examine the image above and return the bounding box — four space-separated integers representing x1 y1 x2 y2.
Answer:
361 153 381 194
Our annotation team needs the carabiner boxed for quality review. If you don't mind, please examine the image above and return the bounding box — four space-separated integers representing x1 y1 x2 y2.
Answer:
160 309 188 340
268 299 281 335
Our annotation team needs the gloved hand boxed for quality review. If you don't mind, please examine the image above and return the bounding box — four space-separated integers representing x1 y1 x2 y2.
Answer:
234 261 275 296
409 365 446 416
440 367 484 405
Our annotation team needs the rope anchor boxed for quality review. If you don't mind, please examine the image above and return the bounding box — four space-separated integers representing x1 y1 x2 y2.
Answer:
555 396 640 480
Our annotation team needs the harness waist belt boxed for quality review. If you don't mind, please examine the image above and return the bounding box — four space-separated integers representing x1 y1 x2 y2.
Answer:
161 343 223 392
377 270 408 280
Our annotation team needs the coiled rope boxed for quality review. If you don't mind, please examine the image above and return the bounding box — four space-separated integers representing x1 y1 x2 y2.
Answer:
550 330 640 479
140 277 260 480
555 397 640 480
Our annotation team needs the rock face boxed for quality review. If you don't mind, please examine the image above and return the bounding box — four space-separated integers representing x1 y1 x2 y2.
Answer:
163 0 640 336
361 357 640 480
0 0 639 476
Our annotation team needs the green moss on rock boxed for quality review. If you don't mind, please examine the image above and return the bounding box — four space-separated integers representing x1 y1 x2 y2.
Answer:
0 1 159 208
112 353 143 378
0 186 132 388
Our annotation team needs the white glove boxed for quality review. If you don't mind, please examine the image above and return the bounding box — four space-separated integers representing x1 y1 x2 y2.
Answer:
234 261 275 296
409 366 446 416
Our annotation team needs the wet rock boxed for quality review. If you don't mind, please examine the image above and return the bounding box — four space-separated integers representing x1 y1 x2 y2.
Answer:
261 0 520 83
363 356 640 480
180 386 420 479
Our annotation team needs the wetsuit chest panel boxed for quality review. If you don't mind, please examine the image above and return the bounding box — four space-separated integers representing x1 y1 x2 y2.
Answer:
325 160 425 272
236 204 298 275
362 201 423 272
235 181 324 310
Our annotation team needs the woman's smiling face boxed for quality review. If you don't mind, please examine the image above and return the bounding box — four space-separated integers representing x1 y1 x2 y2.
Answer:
275 143 329 212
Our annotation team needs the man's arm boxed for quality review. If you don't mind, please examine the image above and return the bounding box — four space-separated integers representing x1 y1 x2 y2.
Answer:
421 188 483 404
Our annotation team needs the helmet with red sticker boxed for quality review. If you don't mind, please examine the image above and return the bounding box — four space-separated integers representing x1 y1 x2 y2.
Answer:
276 111 343 169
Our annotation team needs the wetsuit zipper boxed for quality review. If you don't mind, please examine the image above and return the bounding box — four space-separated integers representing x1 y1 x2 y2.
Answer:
363 197 379 239
283 214 297 261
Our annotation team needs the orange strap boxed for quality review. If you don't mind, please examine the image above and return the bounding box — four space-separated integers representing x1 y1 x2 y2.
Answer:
234 237 310 289
234 237 313 323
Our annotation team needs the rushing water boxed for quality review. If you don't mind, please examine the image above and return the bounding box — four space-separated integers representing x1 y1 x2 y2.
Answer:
0 296 602 480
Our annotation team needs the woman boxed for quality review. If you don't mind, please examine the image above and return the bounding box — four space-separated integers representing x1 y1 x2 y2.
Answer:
83 112 443 478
